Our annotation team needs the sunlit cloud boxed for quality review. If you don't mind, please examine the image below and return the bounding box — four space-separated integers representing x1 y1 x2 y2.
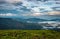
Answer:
21 12 45 17
32 13 45 16
47 11 60 15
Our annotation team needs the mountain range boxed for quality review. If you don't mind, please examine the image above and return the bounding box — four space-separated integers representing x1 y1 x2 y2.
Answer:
0 18 43 29
0 18 60 30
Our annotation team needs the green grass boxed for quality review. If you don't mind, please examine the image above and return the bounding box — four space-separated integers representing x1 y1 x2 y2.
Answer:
0 30 60 39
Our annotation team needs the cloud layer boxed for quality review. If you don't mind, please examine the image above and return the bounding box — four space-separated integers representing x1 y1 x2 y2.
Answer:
47 11 60 15
0 0 60 17
0 13 17 16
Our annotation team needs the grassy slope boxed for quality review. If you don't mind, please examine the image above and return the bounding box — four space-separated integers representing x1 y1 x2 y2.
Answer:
0 30 60 39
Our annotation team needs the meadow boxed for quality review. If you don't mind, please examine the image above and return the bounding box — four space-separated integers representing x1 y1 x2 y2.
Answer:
0 30 60 39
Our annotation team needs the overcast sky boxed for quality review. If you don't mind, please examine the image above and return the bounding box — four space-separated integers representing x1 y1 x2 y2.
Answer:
0 0 60 19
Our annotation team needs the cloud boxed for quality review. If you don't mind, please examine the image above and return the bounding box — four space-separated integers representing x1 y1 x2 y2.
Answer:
0 0 59 13
52 6 60 11
6 0 22 3
0 0 60 18
31 13 44 16
47 11 60 15
21 12 45 17
0 13 17 16
0 0 7 4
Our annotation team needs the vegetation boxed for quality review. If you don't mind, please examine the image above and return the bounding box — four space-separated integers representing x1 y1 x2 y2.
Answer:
0 30 60 39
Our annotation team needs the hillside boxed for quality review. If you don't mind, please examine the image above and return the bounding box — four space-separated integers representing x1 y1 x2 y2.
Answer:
0 30 60 39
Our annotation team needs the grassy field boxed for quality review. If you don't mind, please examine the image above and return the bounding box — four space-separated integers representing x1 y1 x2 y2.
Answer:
0 30 60 39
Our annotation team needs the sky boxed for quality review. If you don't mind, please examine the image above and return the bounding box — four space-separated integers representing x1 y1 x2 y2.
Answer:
0 0 60 19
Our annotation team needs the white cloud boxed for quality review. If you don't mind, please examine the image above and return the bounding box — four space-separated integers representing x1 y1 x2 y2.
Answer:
21 0 55 13
0 13 17 16
31 7 40 12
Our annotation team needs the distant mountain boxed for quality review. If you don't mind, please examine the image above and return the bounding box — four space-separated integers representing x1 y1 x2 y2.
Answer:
0 18 60 30
25 18 49 23
0 18 43 30
0 18 25 29
26 18 47 21
50 19 60 21
13 18 49 23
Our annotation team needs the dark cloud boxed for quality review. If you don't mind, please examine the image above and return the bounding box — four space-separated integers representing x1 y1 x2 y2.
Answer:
0 9 19 14
20 6 31 12
37 0 48 2
55 0 60 1
0 0 7 4
52 7 60 11
13 2 23 6
27 0 48 2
